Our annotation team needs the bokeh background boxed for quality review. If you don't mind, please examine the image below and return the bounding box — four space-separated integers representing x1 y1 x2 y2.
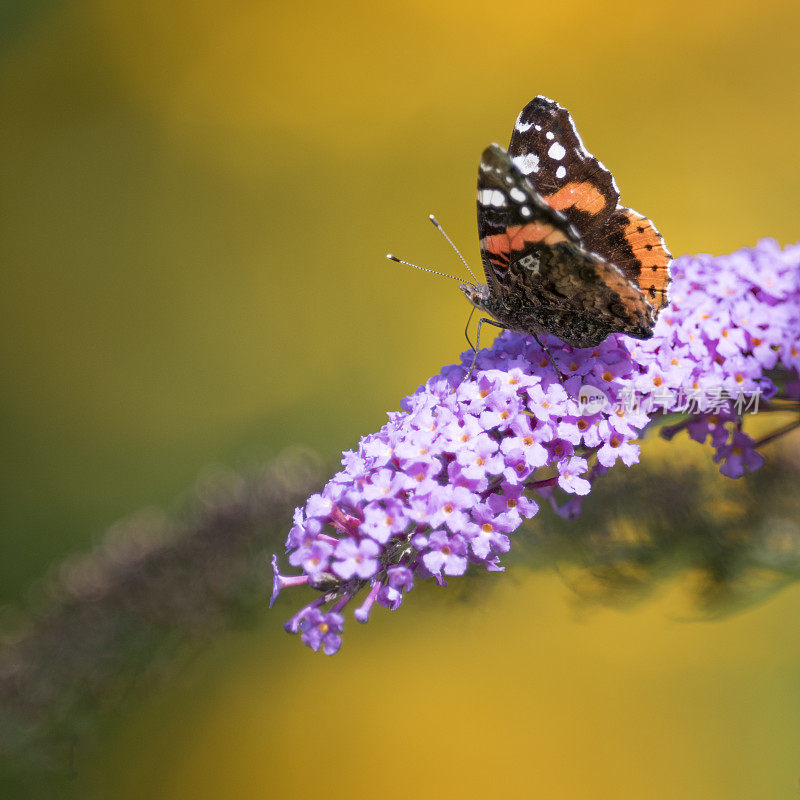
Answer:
1 1 800 798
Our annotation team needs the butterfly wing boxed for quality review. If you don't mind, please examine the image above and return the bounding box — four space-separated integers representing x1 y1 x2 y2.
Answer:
582 207 672 313
508 96 619 235
508 95 671 313
477 144 655 339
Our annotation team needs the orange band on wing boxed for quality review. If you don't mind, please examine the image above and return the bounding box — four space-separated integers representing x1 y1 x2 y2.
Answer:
622 210 670 310
482 222 568 272
623 214 669 269
483 233 511 268
543 182 607 216
507 223 568 248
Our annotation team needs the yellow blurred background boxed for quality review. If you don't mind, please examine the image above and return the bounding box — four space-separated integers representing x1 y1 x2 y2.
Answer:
1 0 799 797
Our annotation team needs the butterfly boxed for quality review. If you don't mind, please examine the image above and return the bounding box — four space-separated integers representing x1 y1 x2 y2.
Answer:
461 96 671 363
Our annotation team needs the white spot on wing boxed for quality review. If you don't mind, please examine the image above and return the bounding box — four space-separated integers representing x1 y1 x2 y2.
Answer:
545 131 554 140
556 165 567 179
511 153 539 175
520 206 531 217
515 118 533 133
548 142 566 160
509 187 526 202
478 189 506 207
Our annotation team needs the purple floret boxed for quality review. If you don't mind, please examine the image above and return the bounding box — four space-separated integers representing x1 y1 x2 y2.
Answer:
299 609 345 655
332 537 381 580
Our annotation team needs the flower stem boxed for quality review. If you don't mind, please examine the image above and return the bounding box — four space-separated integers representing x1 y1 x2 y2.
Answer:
753 420 800 449
527 476 558 490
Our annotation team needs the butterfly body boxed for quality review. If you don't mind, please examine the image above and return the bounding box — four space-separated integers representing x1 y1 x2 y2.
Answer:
466 97 671 350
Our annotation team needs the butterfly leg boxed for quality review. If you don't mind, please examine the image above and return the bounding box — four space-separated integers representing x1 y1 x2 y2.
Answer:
531 332 567 386
463 306 477 352
464 317 506 382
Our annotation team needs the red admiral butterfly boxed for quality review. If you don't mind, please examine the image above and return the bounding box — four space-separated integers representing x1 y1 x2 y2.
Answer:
389 96 671 373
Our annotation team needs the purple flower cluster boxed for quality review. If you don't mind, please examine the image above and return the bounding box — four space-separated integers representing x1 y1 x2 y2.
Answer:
273 239 800 653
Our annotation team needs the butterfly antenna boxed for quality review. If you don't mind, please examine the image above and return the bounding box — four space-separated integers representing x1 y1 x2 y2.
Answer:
386 253 465 282
428 214 481 284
